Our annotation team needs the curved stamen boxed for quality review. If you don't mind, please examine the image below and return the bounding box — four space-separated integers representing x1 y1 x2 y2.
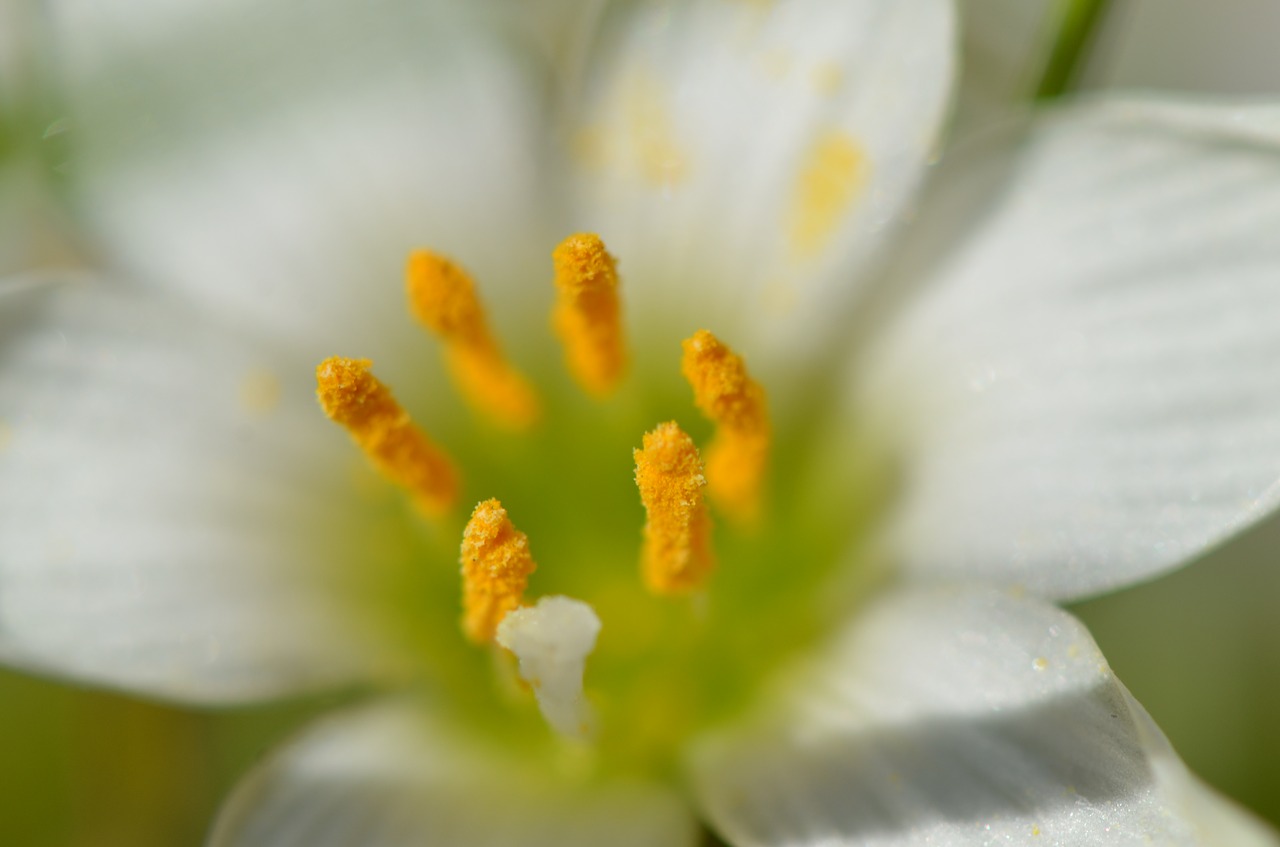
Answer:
681 329 770 526
316 357 458 516
552 233 627 397
634 421 715 595
407 250 540 430
460 499 537 644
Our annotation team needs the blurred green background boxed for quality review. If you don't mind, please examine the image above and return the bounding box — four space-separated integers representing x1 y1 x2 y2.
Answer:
0 673 336 845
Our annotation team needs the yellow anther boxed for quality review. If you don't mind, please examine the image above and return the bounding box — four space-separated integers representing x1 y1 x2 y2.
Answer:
633 421 715 595
406 250 540 430
681 330 770 526
316 357 459 516
552 233 627 397
461 499 537 644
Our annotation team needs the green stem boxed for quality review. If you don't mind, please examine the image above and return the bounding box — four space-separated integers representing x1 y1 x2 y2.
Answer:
1034 0 1114 100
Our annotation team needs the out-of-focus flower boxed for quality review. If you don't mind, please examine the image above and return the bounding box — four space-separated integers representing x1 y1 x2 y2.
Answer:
2 1 1279 844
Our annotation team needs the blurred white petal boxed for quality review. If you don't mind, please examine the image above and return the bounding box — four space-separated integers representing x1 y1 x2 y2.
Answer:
689 586 1277 846
211 699 698 847
48 0 556 362
0 280 384 702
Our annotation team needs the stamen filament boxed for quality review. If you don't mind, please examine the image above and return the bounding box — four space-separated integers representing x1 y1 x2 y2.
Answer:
634 421 715 595
461 499 537 644
406 250 540 429
552 233 627 396
315 357 458 516
681 330 770 526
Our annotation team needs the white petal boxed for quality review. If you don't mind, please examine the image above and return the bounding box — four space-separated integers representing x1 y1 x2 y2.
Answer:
211 699 698 847
689 586 1277 847
48 0 556 361
0 281 384 703
855 98 1280 600
569 0 955 376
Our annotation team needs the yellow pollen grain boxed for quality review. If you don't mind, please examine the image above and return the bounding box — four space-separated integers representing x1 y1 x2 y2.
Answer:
681 329 770 526
315 357 458 517
788 129 869 259
810 62 844 96
625 71 689 188
406 250 539 430
460 499 537 644
572 124 610 172
634 421 715 595
758 48 794 80
552 233 627 397
239 368 281 415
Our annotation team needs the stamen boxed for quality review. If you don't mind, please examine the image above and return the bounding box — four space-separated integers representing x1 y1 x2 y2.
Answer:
406 250 540 429
633 421 715 595
496 595 601 740
681 330 771 525
461 499 537 644
552 233 627 396
316 357 458 516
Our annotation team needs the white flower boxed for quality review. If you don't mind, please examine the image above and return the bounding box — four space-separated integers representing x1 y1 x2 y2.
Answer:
3 1 1279 845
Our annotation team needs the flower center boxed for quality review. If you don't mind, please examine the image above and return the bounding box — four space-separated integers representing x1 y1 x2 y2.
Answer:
313 234 888 780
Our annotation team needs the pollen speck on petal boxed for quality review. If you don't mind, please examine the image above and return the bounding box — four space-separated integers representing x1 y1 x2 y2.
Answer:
239 367 281 416
788 129 869 260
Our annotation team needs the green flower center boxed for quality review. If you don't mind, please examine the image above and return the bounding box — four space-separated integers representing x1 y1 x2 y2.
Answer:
319 237 889 783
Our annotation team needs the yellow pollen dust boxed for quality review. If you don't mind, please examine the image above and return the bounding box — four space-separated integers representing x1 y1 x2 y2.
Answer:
460 499 537 644
315 357 459 516
810 62 844 97
552 233 627 397
682 330 770 526
625 71 689 188
406 250 540 430
788 130 868 259
634 421 715 595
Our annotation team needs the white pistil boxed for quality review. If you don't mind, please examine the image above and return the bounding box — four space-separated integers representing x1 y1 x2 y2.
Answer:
495 595 601 740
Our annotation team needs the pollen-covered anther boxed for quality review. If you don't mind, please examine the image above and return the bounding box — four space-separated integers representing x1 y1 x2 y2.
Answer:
681 329 771 526
634 421 715 595
551 232 627 397
315 357 458 516
406 250 539 430
460 499 538 644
